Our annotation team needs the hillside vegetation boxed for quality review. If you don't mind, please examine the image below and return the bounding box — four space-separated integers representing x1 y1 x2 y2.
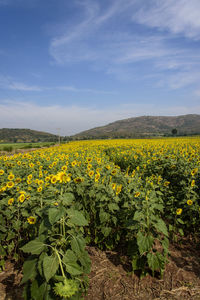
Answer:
0 128 58 143
72 114 200 139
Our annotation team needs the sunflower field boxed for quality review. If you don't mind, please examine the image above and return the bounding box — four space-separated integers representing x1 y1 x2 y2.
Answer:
0 138 199 299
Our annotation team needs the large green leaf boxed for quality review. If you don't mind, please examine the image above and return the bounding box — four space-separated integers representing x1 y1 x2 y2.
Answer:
60 193 75 206
20 238 46 255
21 258 37 284
154 219 168 237
63 249 77 263
43 254 59 282
67 209 88 226
48 207 65 225
71 236 86 258
147 252 164 273
137 232 154 255
65 262 83 276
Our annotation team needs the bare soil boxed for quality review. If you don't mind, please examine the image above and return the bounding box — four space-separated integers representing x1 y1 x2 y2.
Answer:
0 238 200 300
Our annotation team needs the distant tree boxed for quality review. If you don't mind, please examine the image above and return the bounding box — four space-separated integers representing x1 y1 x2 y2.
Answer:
171 128 177 135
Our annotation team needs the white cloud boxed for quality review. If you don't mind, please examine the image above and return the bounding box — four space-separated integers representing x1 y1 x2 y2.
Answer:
48 0 200 92
0 76 42 92
133 0 200 39
0 100 199 136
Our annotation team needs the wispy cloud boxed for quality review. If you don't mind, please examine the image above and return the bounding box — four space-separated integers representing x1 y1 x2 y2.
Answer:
0 75 115 94
48 0 200 92
132 0 200 40
56 86 116 94
0 100 199 135
0 76 42 91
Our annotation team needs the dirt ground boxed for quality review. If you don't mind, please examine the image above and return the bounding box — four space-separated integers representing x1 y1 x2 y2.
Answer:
0 238 200 300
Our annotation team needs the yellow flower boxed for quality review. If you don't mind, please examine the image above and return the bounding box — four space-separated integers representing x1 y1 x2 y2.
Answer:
86 157 92 163
134 192 140 197
15 177 21 183
0 169 4 175
111 169 117 176
89 170 94 177
187 200 193 206
27 174 32 180
74 177 84 183
191 168 198 176
7 181 14 188
71 161 77 167
116 184 122 195
191 180 195 187
17 161 21 166
164 181 170 187
95 173 100 182
8 198 14 205
111 183 116 190
61 165 67 171
8 173 15 180
106 165 111 170
51 176 57 184
27 216 36 224
54 202 59 206
29 163 34 168
176 208 182 215
37 186 43 192
18 194 26 203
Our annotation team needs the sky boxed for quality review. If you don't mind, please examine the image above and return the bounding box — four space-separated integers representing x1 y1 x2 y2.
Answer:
0 0 200 135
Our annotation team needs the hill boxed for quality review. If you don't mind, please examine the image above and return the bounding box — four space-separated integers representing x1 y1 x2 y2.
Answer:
72 114 200 139
0 128 58 143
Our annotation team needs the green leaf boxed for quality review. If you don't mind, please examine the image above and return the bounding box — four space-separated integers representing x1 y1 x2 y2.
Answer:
21 258 37 284
101 227 112 237
43 254 59 282
99 210 110 223
71 236 86 258
108 203 119 212
0 245 6 256
65 262 83 276
154 219 168 237
61 193 75 206
48 207 65 225
177 218 184 224
0 225 6 233
147 252 164 273
67 209 88 226
133 211 144 221
20 237 46 255
63 249 77 263
31 280 39 300
137 232 154 254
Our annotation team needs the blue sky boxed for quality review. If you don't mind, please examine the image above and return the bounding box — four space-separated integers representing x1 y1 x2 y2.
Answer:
0 0 200 135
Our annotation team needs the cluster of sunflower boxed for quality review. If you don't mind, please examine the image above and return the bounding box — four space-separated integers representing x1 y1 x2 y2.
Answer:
0 137 199 293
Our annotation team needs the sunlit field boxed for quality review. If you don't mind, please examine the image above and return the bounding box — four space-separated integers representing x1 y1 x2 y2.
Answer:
0 138 199 299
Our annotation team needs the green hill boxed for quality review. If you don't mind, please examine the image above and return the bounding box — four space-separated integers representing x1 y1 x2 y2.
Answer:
72 114 200 139
0 128 58 143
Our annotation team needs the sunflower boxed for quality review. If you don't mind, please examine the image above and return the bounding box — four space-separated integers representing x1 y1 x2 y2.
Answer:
74 177 84 183
191 168 198 176
8 173 15 180
37 186 43 192
27 216 36 224
7 181 14 188
18 194 26 203
176 208 182 215
8 198 14 205
51 176 57 184
187 200 193 206
134 192 140 197
0 169 4 175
